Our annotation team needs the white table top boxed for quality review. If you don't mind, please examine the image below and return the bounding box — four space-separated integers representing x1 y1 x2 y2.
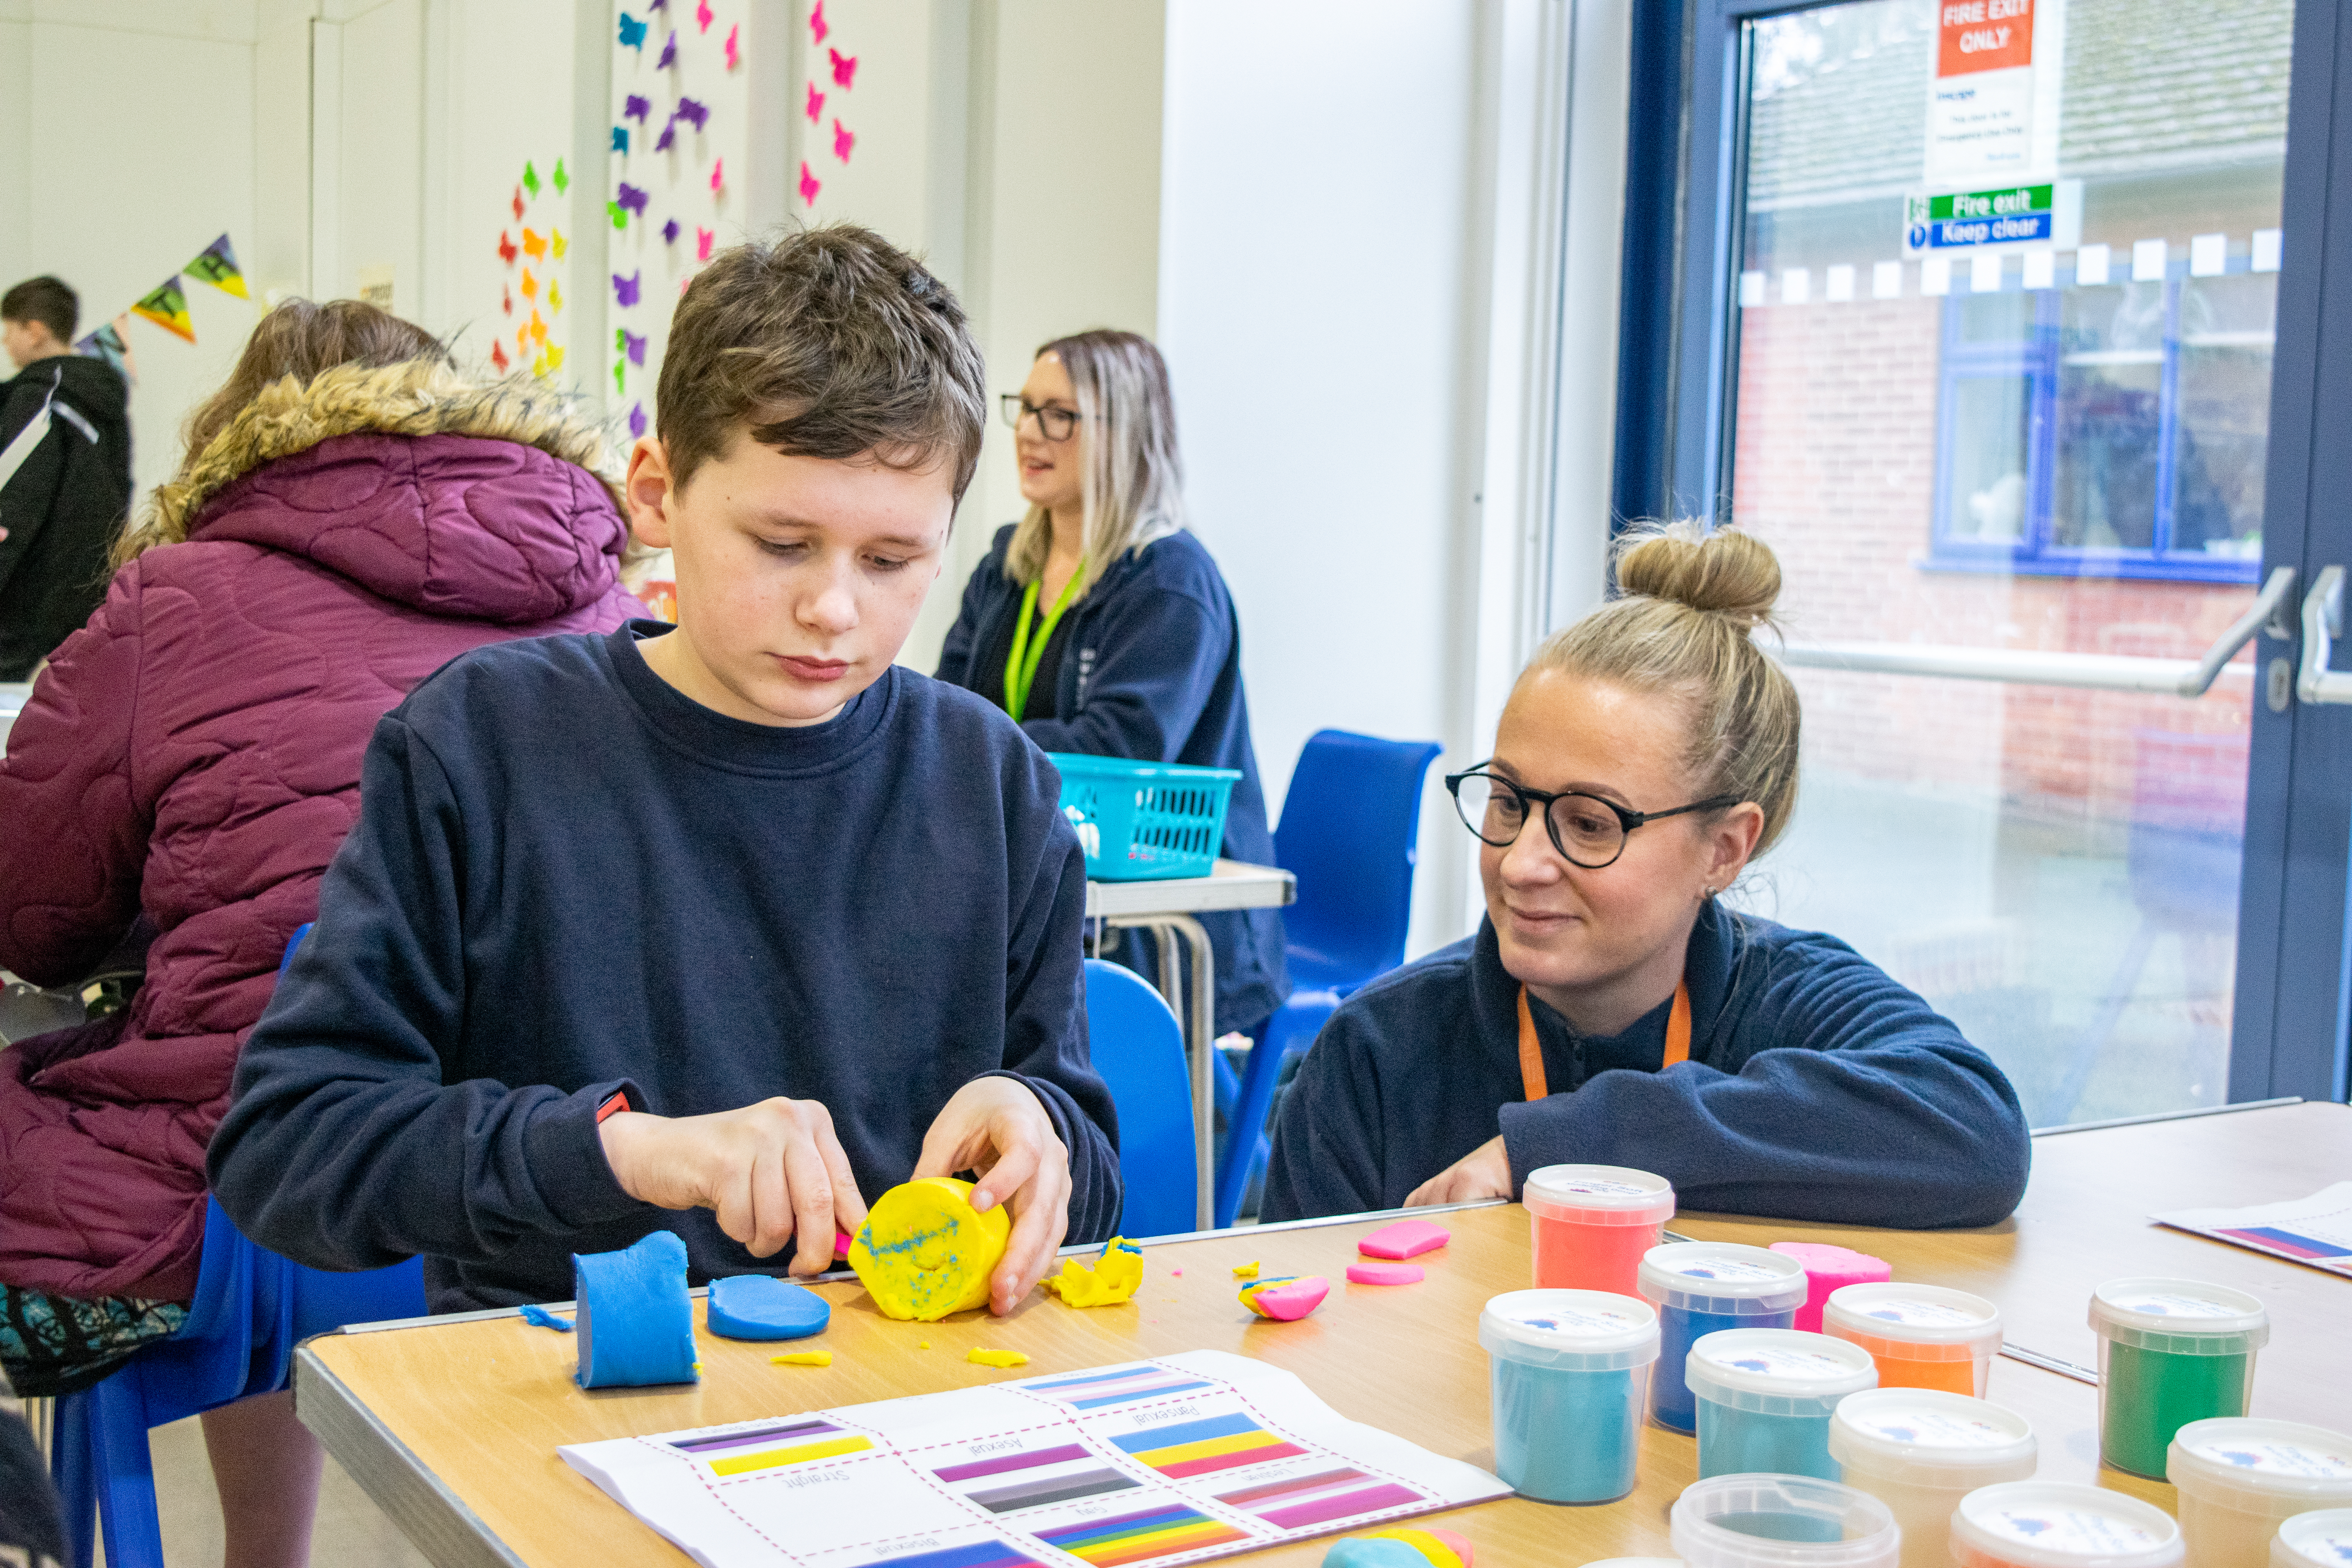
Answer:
1082 857 1296 918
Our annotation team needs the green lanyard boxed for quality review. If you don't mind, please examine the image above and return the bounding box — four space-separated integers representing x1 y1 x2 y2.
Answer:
1004 560 1086 722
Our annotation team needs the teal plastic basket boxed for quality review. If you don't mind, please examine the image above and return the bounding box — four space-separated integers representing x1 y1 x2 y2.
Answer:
1047 753 1241 882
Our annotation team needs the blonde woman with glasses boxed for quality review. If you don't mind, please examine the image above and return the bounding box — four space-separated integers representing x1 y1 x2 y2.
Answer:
938 330 1286 1037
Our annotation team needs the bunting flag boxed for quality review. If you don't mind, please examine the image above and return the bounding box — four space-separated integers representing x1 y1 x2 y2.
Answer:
183 234 250 300
131 275 196 342
73 319 132 378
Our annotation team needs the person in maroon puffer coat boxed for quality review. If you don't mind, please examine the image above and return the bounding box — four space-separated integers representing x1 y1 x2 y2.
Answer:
0 299 642 1565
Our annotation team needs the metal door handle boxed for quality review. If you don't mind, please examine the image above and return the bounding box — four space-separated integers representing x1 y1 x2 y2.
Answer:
2298 566 2352 706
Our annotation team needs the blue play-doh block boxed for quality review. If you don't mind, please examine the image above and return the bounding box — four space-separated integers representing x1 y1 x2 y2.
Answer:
707 1275 831 1341
573 1230 699 1388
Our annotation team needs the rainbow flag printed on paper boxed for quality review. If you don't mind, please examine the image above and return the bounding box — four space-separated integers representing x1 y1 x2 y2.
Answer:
1032 1502 1250 1567
1110 1412 1307 1479
666 1416 872 1477
1018 1364 1217 1411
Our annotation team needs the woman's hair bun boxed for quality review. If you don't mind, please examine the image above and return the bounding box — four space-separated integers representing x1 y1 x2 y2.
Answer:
1612 520 1780 630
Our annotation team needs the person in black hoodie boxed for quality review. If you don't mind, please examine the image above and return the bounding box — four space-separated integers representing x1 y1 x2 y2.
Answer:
1 275 133 681
938 330 1287 1038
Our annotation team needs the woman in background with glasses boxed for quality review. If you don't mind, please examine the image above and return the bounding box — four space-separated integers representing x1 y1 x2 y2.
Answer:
938 331 1286 1038
1259 522 2030 1227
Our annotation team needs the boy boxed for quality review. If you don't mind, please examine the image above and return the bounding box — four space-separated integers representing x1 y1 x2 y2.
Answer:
209 227 1121 1316
2 275 132 679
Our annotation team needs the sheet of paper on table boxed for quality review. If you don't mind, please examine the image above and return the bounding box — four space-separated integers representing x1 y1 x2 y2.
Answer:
559 1349 1511 1568
2152 1180 2352 1278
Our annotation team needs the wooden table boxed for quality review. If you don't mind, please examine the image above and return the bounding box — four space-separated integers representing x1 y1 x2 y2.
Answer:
294 1102 2352 1568
1084 859 1298 1228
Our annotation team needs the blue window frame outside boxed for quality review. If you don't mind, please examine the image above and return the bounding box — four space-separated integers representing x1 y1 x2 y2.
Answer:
1924 258 2268 586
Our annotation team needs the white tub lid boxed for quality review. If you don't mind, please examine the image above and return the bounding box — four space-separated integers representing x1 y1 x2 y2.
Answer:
1481 1289 1659 1355
1953 1483 2182 1568
2274 1508 2352 1567
1830 1388 2035 1468
1524 1163 1675 1212
1639 1243 1810 1305
1685 1327 1878 1400
2088 1277 2267 1339
2168 1419 2352 1501
1825 1283 2003 1345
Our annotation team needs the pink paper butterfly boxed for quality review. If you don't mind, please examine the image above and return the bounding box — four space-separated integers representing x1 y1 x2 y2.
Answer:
695 0 712 32
809 0 827 45
798 161 820 208
833 118 854 164
806 82 825 124
697 227 715 261
829 47 857 88
725 24 739 68
709 157 724 193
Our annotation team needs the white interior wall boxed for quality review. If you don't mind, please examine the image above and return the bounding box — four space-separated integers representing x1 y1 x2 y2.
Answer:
7 2 263 502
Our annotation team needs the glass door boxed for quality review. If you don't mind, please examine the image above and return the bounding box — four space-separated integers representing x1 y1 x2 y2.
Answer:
1615 0 2350 1122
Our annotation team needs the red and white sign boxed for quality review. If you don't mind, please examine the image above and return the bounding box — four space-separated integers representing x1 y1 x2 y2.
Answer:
1939 0 2035 78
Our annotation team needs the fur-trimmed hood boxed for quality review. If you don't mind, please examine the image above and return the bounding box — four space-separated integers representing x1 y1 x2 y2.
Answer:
127 360 633 625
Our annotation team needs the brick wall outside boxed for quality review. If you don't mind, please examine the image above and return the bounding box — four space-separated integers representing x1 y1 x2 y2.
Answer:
1728 295 2256 836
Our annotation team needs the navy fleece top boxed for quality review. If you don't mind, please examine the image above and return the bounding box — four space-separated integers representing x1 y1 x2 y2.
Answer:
1261 900 2030 1228
938 525 1287 1034
209 624 1122 1311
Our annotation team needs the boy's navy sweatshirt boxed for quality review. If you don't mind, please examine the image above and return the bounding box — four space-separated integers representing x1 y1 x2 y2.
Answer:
208 624 1122 1312
1261 900 2030 1228
937 525 1287 1035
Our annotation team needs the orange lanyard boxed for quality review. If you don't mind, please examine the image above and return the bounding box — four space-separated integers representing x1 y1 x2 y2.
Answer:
1517 979 1690 1101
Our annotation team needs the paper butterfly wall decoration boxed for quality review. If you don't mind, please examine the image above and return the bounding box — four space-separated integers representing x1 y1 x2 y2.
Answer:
520 269 537 299
696 0 712 32
497 231 518 265
833 118 853 163
548 279 564 312
521 161 541 198
674 96 709 129
806 83 825 123
617 183 649 216
552 227 569 258
829 47 857 88
527 310 547 343
614 358 626 396
657 30 676 68
502 287 513 316
662 218 681 244
810 0 828 45
510 186 524 220
617 12 646 48
709 157 724 193
492 340 510 372
654 118 675 153
521 228 546 260
544 343 566 372
606 200 628 230
697 226 715 261
624 94 650 123
629 403 648 439
798 161 820 207
552 158 569 193
621 330 648 366
725 24 739 68
613 271 642 307
611 126 629 154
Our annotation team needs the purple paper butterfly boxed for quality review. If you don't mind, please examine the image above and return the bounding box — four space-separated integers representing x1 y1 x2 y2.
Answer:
617 182 649 216
662 218 681 244
624 94 650 123
628 402 648 439
654 118 675 153
624 331 648 367
613 270 642 307
674 96 709 131
656 30 676 69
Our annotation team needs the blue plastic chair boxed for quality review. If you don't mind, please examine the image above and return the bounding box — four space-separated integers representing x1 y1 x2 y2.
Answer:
1212 730 1442 1227
1083 958 1198 1238
51 923 427 1568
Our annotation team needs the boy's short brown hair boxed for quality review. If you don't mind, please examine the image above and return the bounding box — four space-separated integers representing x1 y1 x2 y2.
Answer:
657 225 986 503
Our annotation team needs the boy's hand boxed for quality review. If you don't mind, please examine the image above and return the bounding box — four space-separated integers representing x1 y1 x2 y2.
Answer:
1404 1133 1514 1207
598 1099 868 1274
914 1076 1071 1315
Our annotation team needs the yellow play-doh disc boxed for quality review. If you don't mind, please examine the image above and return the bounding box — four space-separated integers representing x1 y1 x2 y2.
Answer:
848 1178 1011 1321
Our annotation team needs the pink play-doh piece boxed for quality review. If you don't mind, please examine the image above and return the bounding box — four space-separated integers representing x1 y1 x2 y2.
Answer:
835 1229 854 1260
1357 1218 1452 1260
1346 1261 1425 1286
1239 1274 1330 1320
1771 1241 1891 1334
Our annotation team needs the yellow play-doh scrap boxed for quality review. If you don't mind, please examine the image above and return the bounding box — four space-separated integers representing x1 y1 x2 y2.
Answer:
919 1341 931 1350
770 1351 832 1367
1232 1261 1260 1278
1042 1237 1144 1308
848 1177 1011 1321
967 1348 1028 1368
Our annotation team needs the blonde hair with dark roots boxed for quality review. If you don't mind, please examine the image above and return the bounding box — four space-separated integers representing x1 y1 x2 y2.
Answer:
1528 521 1802 858
1005 329 1186 597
